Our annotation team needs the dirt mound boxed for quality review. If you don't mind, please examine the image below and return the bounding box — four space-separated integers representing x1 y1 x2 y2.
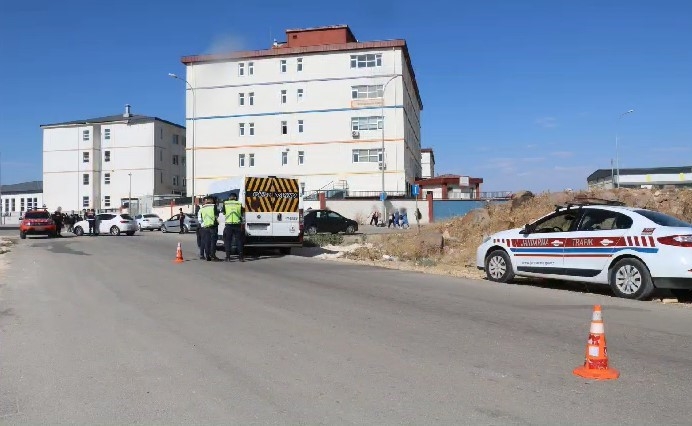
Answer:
346 188 692 277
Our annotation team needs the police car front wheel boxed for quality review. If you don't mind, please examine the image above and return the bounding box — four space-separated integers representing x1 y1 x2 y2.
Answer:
609 258 655 300
485 250 515 283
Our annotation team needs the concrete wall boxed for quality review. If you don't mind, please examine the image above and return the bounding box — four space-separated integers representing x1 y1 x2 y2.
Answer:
185 46 421 197
304 198 430 225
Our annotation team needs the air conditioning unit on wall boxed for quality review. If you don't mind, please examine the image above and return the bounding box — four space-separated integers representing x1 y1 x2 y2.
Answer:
352 131 360 139
378 162 387 170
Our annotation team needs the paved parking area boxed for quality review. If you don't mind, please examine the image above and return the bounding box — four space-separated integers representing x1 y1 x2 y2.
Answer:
0 231 691 423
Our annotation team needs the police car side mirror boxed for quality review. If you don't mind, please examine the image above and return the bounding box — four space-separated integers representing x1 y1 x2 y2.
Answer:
520 224 532 235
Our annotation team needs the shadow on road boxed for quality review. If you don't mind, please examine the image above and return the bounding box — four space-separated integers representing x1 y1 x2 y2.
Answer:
509 277 692 303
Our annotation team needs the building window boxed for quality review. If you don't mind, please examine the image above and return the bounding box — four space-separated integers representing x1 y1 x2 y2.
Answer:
104 128 111 140
183 179 186 187
249 122 255 136
32 198 37 209
280 59 287 73
249 153 255 167
350 53 382 68
351 116 383 131
281 151 288 166
182 156 186 166
83 174 89 185
11 198 15 212
82 130 90 141
297 57 303 72
351 85 384 99
173 135 179 144
160 150 163 161
105 151 110 162
20 198 24 212
160 172 163 183
4 199 8 213
104 196 111 207
83 196 89 208
297 88 304 102
281 121 288 135
300 182 305 195
298 150 304 165
248 62 254 75
83 152 90 163
249 92 254 106
183 137 186 147
281 89 287 104
239 123 245 136
160 128 163 139
173 175 179 186
352 148 383 163
238 63 245 76
239 154 245 167
298 119 304 133
173 155 179 165
104 173 111 184
239 93 245 106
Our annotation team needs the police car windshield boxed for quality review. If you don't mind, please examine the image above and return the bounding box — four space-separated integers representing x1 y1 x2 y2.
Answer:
634 210 692 228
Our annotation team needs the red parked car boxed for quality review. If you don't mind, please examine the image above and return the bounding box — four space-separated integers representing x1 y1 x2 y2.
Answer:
19 209 57 239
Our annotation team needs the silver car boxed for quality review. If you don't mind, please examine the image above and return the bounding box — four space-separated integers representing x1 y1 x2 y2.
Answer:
161 213 199 233
135 213 163 231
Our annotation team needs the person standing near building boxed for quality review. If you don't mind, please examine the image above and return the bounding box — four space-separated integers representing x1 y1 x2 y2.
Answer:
198 197 217 261
178 208 185 234
222 192 245 262
86 209 96 236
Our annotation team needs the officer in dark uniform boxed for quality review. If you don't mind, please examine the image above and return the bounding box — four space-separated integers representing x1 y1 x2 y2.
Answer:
222 192 245 262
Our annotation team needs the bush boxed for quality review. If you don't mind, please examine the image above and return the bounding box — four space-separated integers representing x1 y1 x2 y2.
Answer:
304 233 345 247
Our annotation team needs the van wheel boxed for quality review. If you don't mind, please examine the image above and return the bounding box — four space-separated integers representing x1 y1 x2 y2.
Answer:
609 258 655 300
485 250 515 283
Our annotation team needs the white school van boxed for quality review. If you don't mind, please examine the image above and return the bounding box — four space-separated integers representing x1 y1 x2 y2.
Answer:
206 175 304 254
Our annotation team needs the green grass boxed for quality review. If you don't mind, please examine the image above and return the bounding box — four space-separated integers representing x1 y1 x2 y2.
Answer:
304 233 345 247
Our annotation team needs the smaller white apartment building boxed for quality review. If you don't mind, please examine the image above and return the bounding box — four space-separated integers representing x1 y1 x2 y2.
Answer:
421 148 435 179
180 25 423 197
41 105 186 212
0 181 44 223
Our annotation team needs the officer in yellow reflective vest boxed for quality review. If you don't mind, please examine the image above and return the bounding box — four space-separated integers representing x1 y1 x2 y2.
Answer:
198 197 217 261
223 192 245 262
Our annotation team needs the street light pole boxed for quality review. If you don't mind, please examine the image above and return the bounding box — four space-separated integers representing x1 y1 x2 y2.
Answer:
615 109 635 189
168 73 195 213
128 173 132 215
380 74 400 222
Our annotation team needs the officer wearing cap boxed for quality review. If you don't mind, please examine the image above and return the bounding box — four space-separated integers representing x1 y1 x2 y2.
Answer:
222 192 245 262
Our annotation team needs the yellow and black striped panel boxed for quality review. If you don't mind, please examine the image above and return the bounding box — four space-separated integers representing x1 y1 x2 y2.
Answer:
245 177 300 213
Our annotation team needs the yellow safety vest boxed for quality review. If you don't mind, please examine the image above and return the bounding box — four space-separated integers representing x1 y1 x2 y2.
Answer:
200 205 216 228
224 200 242 224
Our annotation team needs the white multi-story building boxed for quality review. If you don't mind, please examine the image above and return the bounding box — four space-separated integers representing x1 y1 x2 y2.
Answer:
179 25 423 198
41 105 186 212
421 148 435 179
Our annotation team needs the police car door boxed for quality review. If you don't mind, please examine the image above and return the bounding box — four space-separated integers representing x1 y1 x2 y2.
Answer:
563 208 633 278
513 209 580 276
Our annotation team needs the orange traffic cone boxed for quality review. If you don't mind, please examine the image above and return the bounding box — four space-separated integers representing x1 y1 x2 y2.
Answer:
174 242 184 263
573 305 619 380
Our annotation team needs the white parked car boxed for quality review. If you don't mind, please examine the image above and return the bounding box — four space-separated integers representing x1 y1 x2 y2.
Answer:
477 199 692 300
135 213 163 231
73 213 138 236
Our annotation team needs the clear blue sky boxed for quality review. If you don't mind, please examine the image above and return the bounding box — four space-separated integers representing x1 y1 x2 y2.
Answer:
1 0 691 192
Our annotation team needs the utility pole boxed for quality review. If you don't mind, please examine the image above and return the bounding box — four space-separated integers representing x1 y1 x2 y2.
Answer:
128 173 132 215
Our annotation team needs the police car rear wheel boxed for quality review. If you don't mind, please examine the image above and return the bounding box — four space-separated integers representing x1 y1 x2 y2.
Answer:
609 258 655 300
485 250 515 283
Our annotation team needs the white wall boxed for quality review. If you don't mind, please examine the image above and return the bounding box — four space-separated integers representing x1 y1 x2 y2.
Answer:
43 119 186 212
185 47 421 197
304 199 430 225
421 151 434 179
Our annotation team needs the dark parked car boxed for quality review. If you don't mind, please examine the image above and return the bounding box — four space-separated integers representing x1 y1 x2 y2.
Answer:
303 209 358 235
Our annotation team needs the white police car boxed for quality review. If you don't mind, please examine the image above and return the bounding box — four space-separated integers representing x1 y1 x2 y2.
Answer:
476 199 692 300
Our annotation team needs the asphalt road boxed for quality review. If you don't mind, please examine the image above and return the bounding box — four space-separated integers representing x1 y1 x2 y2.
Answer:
1 231 691 425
